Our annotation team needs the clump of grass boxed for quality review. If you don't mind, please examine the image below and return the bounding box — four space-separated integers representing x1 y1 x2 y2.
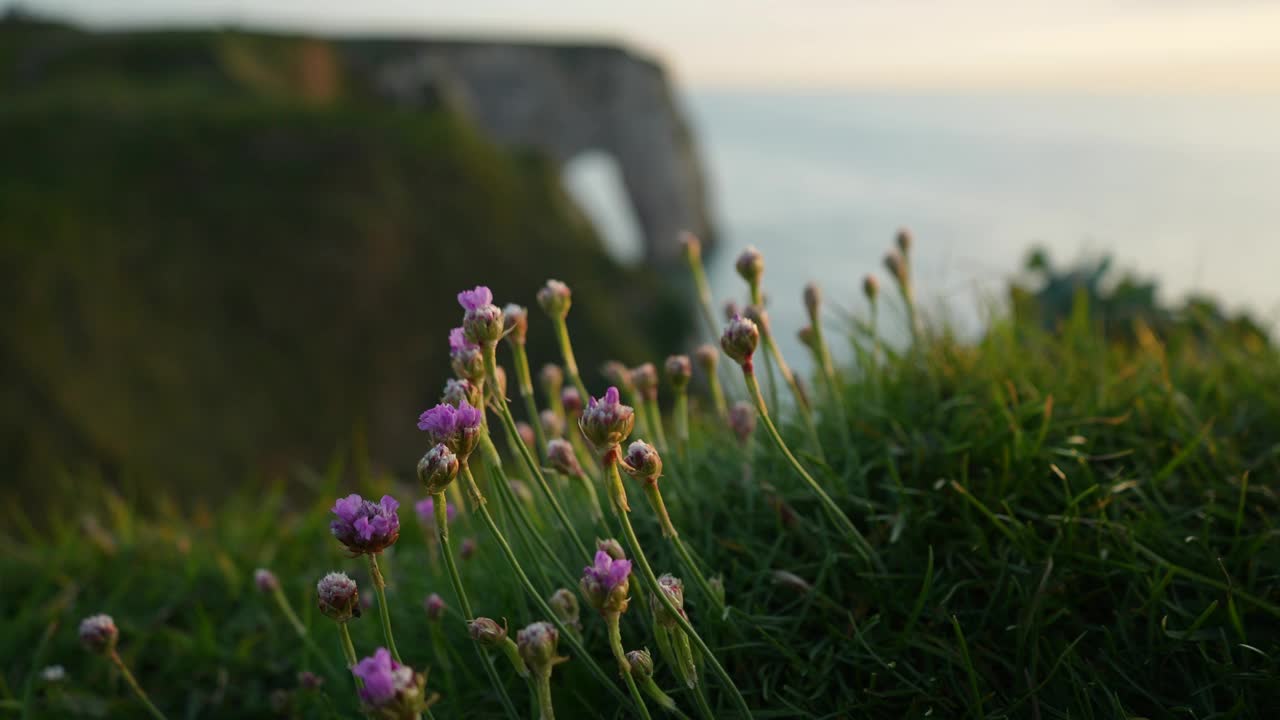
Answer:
4 236 1280 718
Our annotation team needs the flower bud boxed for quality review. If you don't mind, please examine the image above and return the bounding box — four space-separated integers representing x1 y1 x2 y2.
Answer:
596 537 626 560
78 614 118 654
621 440 662 485
424 593 446 622
884 252 907 286
721 316 759 366
580 550 632 615
509 479 533 504
40 665 67 683
442 378 482 409
729 401 756 445
463 303 504 346
664 355 691 390
548 588 581 630
693 344 718 374
561 387 583 416
516 421 536 452
352 648 427 714
735 246 764 285
625 649 654 680
417 443 460 494
469 617 507 647
540 408 564 439
650 574 686 628
517 621 564 673
536 280 572 319
803 282 821 320
631 363 658 401
863 274 880 302
680 231 701 263
298 671 324 690
580 387 636 452
723 300 740 322
743 303 771 335
896 227 913 254
600 361 634 394
317 572 361 622
797 325 816 350
539 364 564 396
772 570 813 593
546 439 583 477
451 345 485 383
460 537 478 561
502 303 528 345
492 364 508 399
254 568 279 593
709 575 726 605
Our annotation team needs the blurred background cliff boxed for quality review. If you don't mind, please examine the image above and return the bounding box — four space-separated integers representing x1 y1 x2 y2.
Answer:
4 2 1280 502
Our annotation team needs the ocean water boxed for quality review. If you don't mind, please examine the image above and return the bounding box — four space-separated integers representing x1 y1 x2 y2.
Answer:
567 91 1280 366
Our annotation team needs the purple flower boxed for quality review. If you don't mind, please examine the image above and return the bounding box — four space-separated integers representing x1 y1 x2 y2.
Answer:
729 401 757 445
622 440 662 485
330 494 400 554
415 497 457 528
78 614 118 654
457 286 494 311
352 647 416 707
418 404 457 439
580 386 636 452
449 327 475 354
721 315 760 366
424 593 446 621
417 401 483 459
580 548 632 614
317 572 360 622
254 568 279 593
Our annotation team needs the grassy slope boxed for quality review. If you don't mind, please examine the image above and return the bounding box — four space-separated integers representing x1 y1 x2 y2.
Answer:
4 291 1278 719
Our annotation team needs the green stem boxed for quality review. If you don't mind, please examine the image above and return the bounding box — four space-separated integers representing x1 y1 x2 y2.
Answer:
551 317 590 405
498 638 530 678
606 613 655 720
366 554 402 663
573 469 606 524
604 458 754 719
742 369 879 569
510 342 549 463
271 587 339 676
810 315 853 449
761 332 823 459
532 672 556 720
338 622 358 669
459 464 632 706
673 389 690 466
645 397 670 454
108 651 168 720
705 369 729 422
484 344 591 560
639 483 725 617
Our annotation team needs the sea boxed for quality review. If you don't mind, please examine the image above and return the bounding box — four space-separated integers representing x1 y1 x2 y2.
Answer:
566 90 1280 367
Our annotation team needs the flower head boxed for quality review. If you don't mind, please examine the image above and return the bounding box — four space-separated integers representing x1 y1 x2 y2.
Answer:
580 387 636 452
254 568 279 593
330 494 400 555
549 588 581 631
735 246 764 285
597 537 627 560
540 408 564 439
459 537 478 561
743 303 771 335
78 614 118 654
317 572 360 622
416 443 460 495
415 497 457 528
468 617 507 646
536 280 572 319
517 621 565 674
626 649 654 680
449 327 485 382
723 300 740 322
729 401 756 445
561 387 583 416
600 361 634 393
352 647 425 712
680 231 701 262
417 401 483 460
457 286 494 311
721 316 760 367
546 439 583 477
621 440 662 485
803 282 822 320
539 364 564 396
884 251 908 286
693 344 719 373
896 227 913 254
441 378 482 409
631 363 658 401
797 325 816 350
863 274 880 302
650 573 687 628
664 355 691 390
424 593 446 622
580 549 632 615
516 421 536 452
502 303 528 345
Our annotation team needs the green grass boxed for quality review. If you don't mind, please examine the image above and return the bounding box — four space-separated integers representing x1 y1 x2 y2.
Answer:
4 283 1279 719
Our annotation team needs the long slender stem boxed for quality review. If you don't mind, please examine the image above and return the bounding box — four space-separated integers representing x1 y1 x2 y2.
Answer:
532 673 556 720
511 342 549 463
459 464 632 706
108 651 168 720
484 345 591 559
606 614 655 720
645 398 670 454
742 370 879 569
673 389 689 466
638 483 725 617
705 368 729 422
810 315 852 449
603 459 754 719
338 622 358 669
551 317 590 405
365 555 402 664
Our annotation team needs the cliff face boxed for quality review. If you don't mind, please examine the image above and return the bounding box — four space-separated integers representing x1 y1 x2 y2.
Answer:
358 40 716 263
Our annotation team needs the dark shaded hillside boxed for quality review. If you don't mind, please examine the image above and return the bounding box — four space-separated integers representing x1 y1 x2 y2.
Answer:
0 17 689 500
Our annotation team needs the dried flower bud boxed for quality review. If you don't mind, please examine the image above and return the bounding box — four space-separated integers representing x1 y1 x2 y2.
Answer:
469 617 507 646
896 227 913 254
78 614 118 654
863 274 880 302
600 361 634 394
680 231 701 263
317 572 361 622
460 537 478 561
517 622 564 674
580 387 636 452
548 588 581 630
502 303 528 345
729 401 756 445
540 408 564 439
580 550 632 615
622 440 662 485
625 649 654 680
803 282 821 320
424 593 446 622
650 574 686 628
664 355 692 389
546 439 583 477
735 246 764 285
539 364 564 397
254 568 279 593
596 537 627 561
536 280 572 319
417 444 460 495
693 344 719 374
721 316 759 366
561 387 583 416
442 378 482 409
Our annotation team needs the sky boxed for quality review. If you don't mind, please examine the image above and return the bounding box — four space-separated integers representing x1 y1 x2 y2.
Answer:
12 1 1280 92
